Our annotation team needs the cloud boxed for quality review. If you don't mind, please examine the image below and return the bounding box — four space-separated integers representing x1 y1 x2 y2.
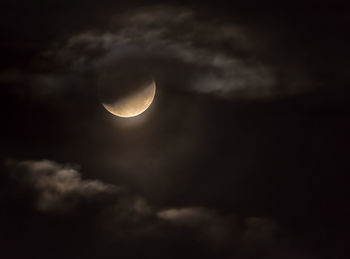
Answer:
5 159 269 242
4 159 312 258
8 160 117 212
111 196 154 221
2 5 313 104
240 217 318 259
243 217 279 242
157 207 217 224
0 69 87 103
241 216 281 253
157 209 313 257
43 5 309 100
157 207 235 245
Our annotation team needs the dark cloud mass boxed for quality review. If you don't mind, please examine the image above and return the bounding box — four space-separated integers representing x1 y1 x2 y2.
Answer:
1 1 350 259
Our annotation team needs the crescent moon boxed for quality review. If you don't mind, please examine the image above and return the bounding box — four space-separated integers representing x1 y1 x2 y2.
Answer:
102 80 156 118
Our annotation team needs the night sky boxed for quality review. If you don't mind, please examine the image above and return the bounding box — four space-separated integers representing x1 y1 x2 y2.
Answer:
1 1 350 258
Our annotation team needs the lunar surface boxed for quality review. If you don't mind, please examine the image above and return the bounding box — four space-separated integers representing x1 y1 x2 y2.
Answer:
102 80 156 117
99 65 156 118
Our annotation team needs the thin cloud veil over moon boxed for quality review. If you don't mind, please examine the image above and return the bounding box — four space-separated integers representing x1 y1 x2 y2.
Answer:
98 65 156 118
102 80 156 118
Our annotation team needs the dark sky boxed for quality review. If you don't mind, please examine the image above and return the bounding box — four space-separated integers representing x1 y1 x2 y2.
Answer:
1 1 350 259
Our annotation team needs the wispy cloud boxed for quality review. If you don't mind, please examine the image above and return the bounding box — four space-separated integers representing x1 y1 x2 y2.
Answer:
43 5 309 100
8 160 117 212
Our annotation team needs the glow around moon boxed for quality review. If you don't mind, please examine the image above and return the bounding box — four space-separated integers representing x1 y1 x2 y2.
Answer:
102 80 156 118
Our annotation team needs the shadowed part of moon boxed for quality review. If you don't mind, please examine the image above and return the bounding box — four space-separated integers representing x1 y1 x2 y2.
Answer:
102 81 156 118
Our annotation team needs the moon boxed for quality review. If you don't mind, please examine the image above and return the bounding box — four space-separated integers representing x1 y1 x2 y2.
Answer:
102 80 156 118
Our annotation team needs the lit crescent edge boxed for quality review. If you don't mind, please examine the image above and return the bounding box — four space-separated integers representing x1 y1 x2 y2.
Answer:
102 80 156 118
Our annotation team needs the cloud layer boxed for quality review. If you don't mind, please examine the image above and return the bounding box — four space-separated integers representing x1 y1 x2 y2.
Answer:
3 158 316 258
39 5 309 100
